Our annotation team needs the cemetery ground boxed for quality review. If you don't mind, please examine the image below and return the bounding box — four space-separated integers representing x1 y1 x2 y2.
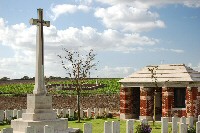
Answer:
0 117 167 133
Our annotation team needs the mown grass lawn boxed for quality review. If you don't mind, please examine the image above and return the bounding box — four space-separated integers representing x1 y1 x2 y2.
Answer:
0 118 172 133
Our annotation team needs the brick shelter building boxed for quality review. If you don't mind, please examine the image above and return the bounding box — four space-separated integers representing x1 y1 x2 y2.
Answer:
119 64 200 120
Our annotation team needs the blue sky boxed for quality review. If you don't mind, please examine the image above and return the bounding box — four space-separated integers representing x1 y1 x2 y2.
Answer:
0 0 200 79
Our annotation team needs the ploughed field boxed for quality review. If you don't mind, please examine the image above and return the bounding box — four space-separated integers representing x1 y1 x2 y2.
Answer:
0 78 120 110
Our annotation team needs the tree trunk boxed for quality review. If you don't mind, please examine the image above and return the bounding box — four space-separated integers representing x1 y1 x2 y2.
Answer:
77 89 81 122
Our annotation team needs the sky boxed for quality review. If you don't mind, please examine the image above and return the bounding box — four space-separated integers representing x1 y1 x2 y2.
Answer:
0 0 200 79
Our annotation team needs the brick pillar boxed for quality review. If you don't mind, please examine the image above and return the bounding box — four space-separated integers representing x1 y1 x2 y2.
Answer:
196 87 200 117
162 87 174 118
140 87 154 120
193 87 200 118
120 87 133 119
186 87 198 117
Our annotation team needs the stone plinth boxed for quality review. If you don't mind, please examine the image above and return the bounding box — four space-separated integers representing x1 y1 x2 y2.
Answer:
11 94 71 133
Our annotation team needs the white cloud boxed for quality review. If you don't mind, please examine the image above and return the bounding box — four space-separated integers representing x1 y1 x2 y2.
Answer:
77 0 93 5
149 48 184 53
94 4 165 32
49 4 90 20
0 18 159 79
95 0 200 8
93 66 136 78
94 0 200 32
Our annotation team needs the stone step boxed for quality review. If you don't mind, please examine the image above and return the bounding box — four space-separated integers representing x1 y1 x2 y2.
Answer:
22 112 57 121
26 108 54 113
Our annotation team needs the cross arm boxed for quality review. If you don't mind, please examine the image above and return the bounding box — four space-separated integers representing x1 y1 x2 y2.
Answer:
29 18 50 27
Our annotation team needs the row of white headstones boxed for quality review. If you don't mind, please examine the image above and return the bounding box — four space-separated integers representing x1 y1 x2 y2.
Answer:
0 108 110 121
1 109 200 133
2 117 200 133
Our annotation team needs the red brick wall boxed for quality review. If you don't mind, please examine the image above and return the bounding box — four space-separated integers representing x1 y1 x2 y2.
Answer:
120 87 132 115
172 109 186 117
186 87 198 117
196 87 200 117
140 87 154 117
162 87 174 117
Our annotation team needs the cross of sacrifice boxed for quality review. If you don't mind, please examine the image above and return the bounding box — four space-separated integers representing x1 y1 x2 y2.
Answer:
30 8 50 95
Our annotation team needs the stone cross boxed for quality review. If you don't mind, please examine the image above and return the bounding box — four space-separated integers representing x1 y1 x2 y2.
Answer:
30 8 50 95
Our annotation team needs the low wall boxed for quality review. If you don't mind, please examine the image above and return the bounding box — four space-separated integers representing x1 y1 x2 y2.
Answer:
0 95 120 111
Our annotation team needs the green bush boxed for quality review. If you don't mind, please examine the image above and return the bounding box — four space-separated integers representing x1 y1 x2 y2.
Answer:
187 126 195 133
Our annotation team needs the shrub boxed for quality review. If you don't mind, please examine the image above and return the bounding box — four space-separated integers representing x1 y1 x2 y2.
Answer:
136 123 152 133
187 126 195 133
106 113 113 118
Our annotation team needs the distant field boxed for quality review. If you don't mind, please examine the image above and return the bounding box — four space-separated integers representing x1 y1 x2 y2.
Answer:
0 78 121 96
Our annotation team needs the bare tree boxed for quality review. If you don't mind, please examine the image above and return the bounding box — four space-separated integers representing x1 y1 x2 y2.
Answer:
148 66 158 126
58 48 98 122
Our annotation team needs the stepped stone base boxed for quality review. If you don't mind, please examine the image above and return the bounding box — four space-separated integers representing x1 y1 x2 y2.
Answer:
11 94 80 133
11 118 68 133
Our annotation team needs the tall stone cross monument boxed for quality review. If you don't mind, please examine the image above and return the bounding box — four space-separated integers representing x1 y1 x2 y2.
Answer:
30 8 50 95
11 9 80 133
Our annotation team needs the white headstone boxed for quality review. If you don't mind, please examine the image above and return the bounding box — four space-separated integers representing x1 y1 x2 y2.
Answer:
25 126 35 133
62 108 68 118
99 108 104 117
0 110 4 122
104 121 112 133
172 117 178 133
180 116 186 133
126 119 134 133
80 108 83 118
87 108 91 118
198 115 200 121
1 128 13 133
180 116 186 124
161 117 168 133
17 110 23 119
112 121 120 133
69 109 74 117
83 123 92 133
105 108 109 114
44 125 54 133
94 108 98 118
5 110 12 121
57 109 61 116
196 121 200 133
188 116 194 127
13 109 17 118
180 123 187 133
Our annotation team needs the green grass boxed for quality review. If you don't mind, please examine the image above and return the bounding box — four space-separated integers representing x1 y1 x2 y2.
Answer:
0 124 11 131
0 118 171 133
0 78 121 96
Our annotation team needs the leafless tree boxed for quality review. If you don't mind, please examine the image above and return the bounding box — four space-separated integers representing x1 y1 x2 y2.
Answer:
58 48 98 122
148 66 158 126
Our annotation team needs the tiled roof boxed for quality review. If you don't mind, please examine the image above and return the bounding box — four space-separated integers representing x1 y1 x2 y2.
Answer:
119 64 200 83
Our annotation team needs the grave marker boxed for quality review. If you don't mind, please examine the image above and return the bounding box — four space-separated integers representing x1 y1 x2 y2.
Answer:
104 121 112 133
126 119 134 133
161 117 168 133
0 110 4 122
172 117 178 133
83 123 92 133
112 121 120 133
